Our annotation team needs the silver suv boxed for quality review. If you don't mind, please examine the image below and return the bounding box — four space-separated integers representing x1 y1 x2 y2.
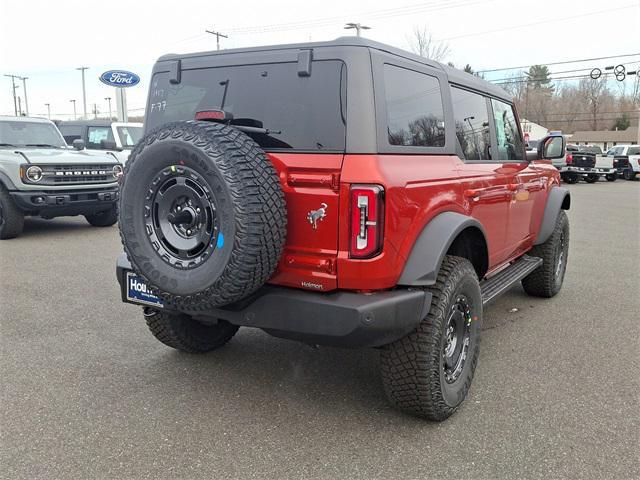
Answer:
0 116 122 239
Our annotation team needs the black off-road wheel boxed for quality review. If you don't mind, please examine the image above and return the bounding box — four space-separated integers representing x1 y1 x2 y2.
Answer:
118 121 286 311
144 308 238 353
0 184 25 239
605 173 617 182
623 170 637 180
522 210 569 298
562 173 579 184
584 174 598 183
380 256 482 421
85 205 118 227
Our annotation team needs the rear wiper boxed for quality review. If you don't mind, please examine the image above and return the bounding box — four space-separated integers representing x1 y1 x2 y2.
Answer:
25 143 60 148
0 143 17 147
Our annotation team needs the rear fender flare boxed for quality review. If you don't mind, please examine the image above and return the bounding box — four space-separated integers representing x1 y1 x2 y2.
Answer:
397 212 487 286
534 187 570 245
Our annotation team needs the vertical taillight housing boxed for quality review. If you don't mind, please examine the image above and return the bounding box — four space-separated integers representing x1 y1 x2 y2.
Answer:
566 154 573 165
350 185 384 259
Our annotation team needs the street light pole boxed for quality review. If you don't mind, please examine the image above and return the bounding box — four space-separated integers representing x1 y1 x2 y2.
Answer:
45 103 51 120
4 74 19 116
19 77 29 116
105 97 112 119
77 67 88 119
70 99 77 120
344 22 371 37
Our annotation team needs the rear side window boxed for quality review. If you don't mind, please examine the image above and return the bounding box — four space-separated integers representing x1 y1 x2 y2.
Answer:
146 60 346 152
383 64 445 148
491 99 524 161
450 87 490 160
87 126 115 149
58 125 83 145
628 147 640 155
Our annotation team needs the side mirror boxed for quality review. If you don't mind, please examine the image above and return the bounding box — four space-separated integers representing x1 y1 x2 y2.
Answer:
72 139 85 150
100 139 120 151
537 135 565 160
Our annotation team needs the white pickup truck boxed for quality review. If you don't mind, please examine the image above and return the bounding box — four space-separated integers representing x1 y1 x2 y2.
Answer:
602 144 640 180
562 145 617 183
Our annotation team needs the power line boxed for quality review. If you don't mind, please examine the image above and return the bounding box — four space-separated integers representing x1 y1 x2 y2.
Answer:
440 4 637 43
205 29 228 51
478 53 640 74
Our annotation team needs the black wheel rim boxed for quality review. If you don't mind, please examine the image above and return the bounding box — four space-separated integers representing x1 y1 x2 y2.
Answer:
144 165 219 269
442 295 472 384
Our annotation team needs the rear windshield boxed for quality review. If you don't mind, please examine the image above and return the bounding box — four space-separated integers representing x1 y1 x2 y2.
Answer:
579 146 602 154
146 60 346 151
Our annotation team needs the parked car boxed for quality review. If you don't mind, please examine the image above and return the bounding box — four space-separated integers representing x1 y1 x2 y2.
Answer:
0 116 121 239
115 37 570 421
557 145 598 183
56 120 143 163
603 145 640 180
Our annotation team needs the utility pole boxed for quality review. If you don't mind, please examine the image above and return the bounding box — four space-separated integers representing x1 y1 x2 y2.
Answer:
93 103 99 119
19 76 29 116
344 22 370 37
70 99 77 120
77 67 88 119
45 103 51 119
4 74 19 116
17 97 22 116
105 97 112 119
205 29 228 50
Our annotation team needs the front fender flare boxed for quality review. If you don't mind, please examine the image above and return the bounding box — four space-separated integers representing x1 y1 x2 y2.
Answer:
534 187 570 245
397 212 487 286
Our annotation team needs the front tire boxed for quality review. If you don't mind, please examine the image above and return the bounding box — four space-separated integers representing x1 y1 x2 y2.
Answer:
144 308 239 353
623 170 637 180
380 256 482 421
85 206 118 227
522 210 569 298
0 184 25 239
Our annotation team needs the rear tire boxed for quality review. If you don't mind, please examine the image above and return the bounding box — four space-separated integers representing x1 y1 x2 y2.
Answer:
562 174 579 184
0 185 25 239
85 205 118 227
584 174 598 183
522 210 569 298
623 170 637 180
380 256 482 421
605 174 617 182
144 308 239 353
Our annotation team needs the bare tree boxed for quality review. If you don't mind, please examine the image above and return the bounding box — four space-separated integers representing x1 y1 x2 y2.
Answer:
408 26 450 62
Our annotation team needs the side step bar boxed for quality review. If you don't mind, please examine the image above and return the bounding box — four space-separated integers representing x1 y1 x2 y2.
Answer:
480 255 542 305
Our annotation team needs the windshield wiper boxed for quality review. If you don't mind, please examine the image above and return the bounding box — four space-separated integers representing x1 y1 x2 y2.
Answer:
25 143 60 148
233 125 282 135
0 143 17 147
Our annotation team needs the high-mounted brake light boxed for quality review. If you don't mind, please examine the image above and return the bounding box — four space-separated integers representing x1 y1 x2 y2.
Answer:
350 185 384 259
195 110 232 121
566 154 573 165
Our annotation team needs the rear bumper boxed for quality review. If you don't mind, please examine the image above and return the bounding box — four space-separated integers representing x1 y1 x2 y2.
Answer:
116 253 430 348
10 187 118 217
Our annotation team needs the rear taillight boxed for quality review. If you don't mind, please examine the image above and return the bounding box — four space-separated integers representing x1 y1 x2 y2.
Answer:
637 159 640 166
350 185 384 259
566 154 573 165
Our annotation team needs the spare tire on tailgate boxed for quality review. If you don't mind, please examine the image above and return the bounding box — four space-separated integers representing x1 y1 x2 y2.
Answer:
118 121 287 310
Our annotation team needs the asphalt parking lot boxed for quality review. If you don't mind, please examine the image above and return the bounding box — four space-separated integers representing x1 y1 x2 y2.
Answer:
1 179 638 480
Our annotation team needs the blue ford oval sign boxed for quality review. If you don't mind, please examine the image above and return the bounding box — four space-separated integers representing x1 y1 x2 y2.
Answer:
99 70 140 88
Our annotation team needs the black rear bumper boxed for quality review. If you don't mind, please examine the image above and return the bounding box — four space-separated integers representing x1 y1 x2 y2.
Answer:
10 187 118 217
116 253 430 348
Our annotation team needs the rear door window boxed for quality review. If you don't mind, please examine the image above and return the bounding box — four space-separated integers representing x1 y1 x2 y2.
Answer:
146 61 346 152
58 125 83 145
450 87 490 160
383 64 445 147
87 126 115 149
490 99 524 161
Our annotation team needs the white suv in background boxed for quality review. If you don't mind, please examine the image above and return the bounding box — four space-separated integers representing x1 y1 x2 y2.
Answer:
56 121 143 163
603 145 640 180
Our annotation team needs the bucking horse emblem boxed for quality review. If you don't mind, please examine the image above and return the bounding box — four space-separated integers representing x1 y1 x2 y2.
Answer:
307 203 328 230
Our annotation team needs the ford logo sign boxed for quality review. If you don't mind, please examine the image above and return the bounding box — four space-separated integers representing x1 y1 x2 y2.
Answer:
99 70 140 88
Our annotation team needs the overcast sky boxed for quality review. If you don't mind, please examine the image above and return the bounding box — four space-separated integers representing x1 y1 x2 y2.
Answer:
1 0 638 119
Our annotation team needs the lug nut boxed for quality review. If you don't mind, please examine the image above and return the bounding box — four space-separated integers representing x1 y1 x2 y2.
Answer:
177 205 182 211
187 229 192 235
196 207 201 213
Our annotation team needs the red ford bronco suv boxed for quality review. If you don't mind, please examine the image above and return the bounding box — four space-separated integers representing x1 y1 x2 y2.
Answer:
116 38 570 421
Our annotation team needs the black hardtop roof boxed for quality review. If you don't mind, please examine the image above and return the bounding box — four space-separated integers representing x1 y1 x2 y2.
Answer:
56 120 112 126
157 36 511 101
